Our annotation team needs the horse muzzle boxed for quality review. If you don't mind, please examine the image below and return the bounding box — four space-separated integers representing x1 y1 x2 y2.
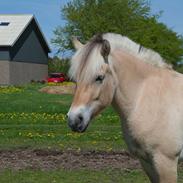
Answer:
68 114 88 132
67 106 91 133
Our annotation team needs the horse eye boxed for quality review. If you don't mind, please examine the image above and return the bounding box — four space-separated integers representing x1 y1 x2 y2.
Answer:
95 75 105 83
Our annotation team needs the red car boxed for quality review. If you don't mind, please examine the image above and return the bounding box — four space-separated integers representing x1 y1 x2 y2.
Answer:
47 73 66 83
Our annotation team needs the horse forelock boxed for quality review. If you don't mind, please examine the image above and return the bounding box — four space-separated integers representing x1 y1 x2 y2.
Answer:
69 34 108 82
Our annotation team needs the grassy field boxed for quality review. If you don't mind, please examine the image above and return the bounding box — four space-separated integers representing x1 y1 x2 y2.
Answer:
0 169 150 183
0 84 125 151
0 84 183 183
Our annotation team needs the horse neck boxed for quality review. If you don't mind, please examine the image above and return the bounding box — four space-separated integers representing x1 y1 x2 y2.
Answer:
111 49 156 119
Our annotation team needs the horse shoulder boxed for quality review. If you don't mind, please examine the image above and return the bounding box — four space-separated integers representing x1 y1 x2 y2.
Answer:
126 71 183 158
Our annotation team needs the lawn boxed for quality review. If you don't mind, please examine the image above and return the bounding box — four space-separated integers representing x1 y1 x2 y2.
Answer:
0 84 183 183
0 169 149 183
0 84 125 151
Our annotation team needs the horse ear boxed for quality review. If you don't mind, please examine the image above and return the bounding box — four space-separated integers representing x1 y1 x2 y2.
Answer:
101 39 110 64
72 36 84 50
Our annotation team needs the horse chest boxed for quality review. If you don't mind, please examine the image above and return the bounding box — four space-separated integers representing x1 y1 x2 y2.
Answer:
122 122 147 159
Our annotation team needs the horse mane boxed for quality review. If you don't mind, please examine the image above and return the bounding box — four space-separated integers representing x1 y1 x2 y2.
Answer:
102 33 171 69
69 33 171 81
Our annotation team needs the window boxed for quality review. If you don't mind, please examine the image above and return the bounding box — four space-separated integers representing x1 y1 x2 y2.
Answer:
0 22 10 26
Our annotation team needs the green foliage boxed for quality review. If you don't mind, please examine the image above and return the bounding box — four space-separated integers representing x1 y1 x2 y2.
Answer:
175 61 183 73
48 56 70 74
176 66 183 73
52 0 183 67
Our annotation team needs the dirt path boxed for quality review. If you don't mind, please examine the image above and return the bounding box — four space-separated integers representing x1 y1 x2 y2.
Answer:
0 149 140 171
39 84 75 95
1 149 183 171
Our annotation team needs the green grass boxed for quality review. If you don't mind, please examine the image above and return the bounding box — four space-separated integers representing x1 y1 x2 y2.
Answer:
0 84 126 151
1 169 183 183
0 169 149 183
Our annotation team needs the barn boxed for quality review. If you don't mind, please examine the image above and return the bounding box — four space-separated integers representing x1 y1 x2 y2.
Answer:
0 14 50 85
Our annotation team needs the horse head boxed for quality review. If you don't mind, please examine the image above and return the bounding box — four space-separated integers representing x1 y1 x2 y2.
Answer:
67 34 117 132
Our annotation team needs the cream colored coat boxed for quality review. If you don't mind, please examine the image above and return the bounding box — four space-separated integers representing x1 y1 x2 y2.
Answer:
68 33 183 183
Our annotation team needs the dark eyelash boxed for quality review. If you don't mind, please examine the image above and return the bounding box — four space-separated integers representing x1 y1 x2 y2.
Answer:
95 75 105 83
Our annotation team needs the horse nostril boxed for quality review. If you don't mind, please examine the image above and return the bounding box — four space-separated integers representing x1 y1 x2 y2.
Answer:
68 113 84 132
78 114 83 122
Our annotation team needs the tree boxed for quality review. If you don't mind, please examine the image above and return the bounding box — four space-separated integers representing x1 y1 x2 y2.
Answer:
52 0 183 68
48 56 70 74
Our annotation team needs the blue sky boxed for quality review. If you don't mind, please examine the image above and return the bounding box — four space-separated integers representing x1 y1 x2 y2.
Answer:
150 0 183 34
0 0 183 56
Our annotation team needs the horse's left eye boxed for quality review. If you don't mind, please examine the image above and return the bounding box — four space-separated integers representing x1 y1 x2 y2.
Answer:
95 75 105 83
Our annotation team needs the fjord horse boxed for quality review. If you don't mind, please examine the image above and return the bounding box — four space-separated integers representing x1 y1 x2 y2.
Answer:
67 33 183 183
